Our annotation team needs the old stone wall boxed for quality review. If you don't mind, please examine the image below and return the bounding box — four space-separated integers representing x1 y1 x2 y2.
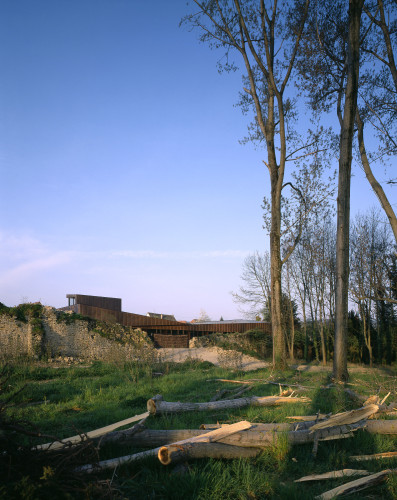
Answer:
0 307 153 361
0 315 31 357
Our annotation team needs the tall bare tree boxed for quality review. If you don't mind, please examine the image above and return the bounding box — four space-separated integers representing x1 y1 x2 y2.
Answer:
183 0 313 368
296 0 364 380
356 0 397 244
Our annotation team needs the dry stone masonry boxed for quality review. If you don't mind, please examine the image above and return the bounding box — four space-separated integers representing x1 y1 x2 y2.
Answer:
0 306 153 362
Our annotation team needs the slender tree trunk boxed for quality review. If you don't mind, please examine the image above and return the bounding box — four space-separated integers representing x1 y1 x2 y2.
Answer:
356 111 397 245
333 0 364 382
270 176 286 369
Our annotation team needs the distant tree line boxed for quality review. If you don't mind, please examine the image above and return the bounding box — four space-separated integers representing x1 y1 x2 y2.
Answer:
234 207 397 365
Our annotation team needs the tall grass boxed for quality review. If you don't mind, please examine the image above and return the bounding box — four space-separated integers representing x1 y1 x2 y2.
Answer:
1 359 397 499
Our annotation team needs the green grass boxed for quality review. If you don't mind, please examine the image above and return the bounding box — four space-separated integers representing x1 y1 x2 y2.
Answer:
2 359 397 499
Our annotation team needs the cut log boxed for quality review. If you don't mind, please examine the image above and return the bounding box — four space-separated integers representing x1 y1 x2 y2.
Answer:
158 442 260 465
295 469 371 482
316 469 396 499
35 411 150 451
366 419 397 434
75 447 161 474
350 451 397 461
147 395 310 415
158 420 251 465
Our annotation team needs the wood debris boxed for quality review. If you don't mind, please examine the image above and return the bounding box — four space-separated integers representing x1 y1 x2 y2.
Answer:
350 451 397 461
315 469 396 499
295 469 371 482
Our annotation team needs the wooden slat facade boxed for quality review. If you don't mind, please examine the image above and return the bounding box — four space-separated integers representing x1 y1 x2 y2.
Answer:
67 295 271 346
67 294 121 312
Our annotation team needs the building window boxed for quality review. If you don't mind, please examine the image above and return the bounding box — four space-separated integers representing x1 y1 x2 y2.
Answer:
68 297 76 306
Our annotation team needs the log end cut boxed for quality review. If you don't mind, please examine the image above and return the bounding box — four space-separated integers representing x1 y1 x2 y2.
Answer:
147 395 163 415
158 445 173 465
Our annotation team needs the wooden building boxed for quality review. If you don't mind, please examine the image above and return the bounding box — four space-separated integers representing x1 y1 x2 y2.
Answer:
62 294 271 348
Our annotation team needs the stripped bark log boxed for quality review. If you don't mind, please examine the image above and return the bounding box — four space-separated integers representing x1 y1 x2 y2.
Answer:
316 469 396 499
295 469 371 482
147 395 311 415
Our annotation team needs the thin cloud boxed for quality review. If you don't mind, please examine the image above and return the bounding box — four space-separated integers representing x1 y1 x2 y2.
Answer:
0 251 75 286
112 249 250 259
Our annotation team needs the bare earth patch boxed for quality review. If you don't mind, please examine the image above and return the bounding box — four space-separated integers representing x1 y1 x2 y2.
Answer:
158 347 270 371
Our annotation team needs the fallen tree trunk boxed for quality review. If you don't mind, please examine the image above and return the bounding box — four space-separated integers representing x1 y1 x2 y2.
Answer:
102 420 366 450
147 394 310 415
91 405 392 450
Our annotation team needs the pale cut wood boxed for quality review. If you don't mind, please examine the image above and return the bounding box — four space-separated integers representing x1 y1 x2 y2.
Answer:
316 469 396 499
35 411 150 451
158 420 251 465
147 395 311 415
295 469 371 482
309 404 379 432
350 451 397 461
286 414 329 421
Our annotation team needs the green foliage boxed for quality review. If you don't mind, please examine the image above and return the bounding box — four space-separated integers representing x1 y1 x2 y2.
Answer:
0 302 43 323
55 310 95 327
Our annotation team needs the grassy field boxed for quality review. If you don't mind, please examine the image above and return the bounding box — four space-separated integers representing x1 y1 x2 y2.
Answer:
1 358 397 499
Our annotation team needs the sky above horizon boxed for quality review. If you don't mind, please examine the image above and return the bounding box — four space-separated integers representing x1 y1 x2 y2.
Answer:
1 1 396 320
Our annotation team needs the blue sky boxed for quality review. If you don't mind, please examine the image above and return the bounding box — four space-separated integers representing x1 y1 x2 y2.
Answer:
0 1 395 320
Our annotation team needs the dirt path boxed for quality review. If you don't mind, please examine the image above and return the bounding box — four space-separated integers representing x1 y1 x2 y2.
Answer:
158 347 270 371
